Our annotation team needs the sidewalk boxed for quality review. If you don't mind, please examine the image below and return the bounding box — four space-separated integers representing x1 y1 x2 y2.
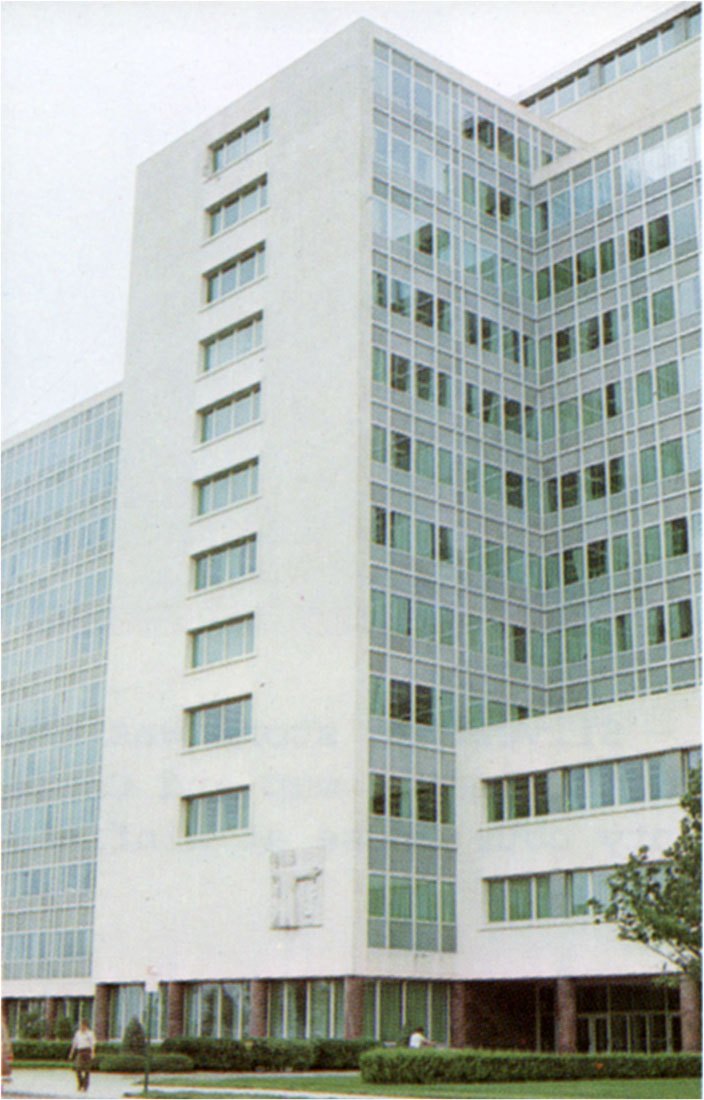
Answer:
2 1068 374 1100
2 1068 141 1099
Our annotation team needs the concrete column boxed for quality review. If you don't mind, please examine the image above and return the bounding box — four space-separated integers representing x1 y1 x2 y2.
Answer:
450 982 468 1048
343 977 365 1039
45 998 60 1040
166 982 185 1038
93 984 110 1042
556 978 577 1053
679 974 701 1052
249 980 268 1038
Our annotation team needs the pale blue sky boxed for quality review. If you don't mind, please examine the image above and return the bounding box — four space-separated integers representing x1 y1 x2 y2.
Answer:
2 1 674 437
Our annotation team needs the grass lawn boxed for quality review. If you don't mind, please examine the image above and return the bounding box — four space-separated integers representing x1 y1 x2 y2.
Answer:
144 1073 703 1099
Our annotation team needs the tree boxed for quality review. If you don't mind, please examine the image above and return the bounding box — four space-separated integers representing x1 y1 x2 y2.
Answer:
592 767 701 986
122 1016 146 1055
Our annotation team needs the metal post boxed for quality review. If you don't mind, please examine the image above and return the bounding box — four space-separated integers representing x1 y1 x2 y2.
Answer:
142 992 153 1096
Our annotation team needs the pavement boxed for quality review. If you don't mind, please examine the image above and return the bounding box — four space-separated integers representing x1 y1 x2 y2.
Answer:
2 1068 143 1099
1 1068 373 1100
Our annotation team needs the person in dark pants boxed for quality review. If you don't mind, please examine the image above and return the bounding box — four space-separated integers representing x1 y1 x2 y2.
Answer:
69 1020 96 1092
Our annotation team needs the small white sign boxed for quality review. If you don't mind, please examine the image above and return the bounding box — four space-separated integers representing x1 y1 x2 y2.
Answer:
145 966 159 994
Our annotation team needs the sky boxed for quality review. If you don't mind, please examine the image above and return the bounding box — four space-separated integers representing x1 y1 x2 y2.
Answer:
2 0 676 438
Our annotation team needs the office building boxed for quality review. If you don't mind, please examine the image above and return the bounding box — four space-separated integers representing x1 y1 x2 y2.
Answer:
3 3 701 1053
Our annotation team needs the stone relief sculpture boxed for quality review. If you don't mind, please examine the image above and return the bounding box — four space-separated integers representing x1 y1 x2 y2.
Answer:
270 847 324 928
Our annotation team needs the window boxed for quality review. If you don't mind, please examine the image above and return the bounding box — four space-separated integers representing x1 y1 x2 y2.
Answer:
660 439 684 478
632 297 649 333
587 539 607 578
196 459 259 516
599 238 615 273
609 457 625 494
579 317 600 353
669 599 693 641
612 535 629 572
185 787 249 837
391 512 411 552
644 525 661 564
580 389 607 426
191 614 254 668
373 272 387 308
510 625 527 664
205 245 265 303
586 463 606 500
563 547 583 585
371 506 386 545
188 696 252 747
390 680 412 721
194 535 257 590
648 214 670 253
202 314 263 372
556 327 574 363
391 432 411 471
391 279 411 317
371 426 386 463
665 517 688 557
561 471 579 509
577 247 596 284
652 287 674 326
605 382 621 418
629 225 645 261
640 446 657 484
208 176 267 236
656 362 679 401
415 441 434 479
370 590 386 630
391 355 410 391
506 472 523 510
416 290 434 326
390 596 410 636
559 400 578 436
416 780 437 821
508 878 532 920
200 385 261 442
554 258 573 294
210 112 270 172
416 365 433 401
648 605 665 645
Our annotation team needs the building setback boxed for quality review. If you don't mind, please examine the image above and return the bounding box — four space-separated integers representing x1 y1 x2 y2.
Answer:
2 4 701 1053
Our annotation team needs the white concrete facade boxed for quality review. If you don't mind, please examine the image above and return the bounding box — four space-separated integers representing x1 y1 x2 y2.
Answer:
3 5 701 1053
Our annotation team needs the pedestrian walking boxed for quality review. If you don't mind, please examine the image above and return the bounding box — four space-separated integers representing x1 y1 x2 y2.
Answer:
68 1019 96 1092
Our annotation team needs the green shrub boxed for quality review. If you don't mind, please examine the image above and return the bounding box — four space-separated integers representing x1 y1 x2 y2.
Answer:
249 1039 316 1071
311 1038 379 1069
161 1037 254 1071
54 1015 74 1041
12 1040 118 1064
19 1011 46 1040
122 1016 146 1055
162 1037 378 1071
95 1051 193 1073
359 1047 703 1084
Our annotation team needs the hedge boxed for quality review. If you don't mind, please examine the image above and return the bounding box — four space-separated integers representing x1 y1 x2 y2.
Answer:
12 1040 73 1062
359 1048 703 1083
161 1037 378 1071
95 1052 193 1073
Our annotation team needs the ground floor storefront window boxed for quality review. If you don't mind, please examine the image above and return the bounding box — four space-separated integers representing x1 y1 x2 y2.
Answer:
268 979 344 1039
4 996 93 1038
108 983 166 1040
575 982 681 1053
362 979 449 1044
184 981 250 1039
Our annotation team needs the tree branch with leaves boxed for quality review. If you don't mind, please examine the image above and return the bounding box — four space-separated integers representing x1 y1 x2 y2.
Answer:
591 766 701 987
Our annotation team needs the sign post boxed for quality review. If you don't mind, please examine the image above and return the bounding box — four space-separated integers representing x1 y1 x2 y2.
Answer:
142 967 159 1097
